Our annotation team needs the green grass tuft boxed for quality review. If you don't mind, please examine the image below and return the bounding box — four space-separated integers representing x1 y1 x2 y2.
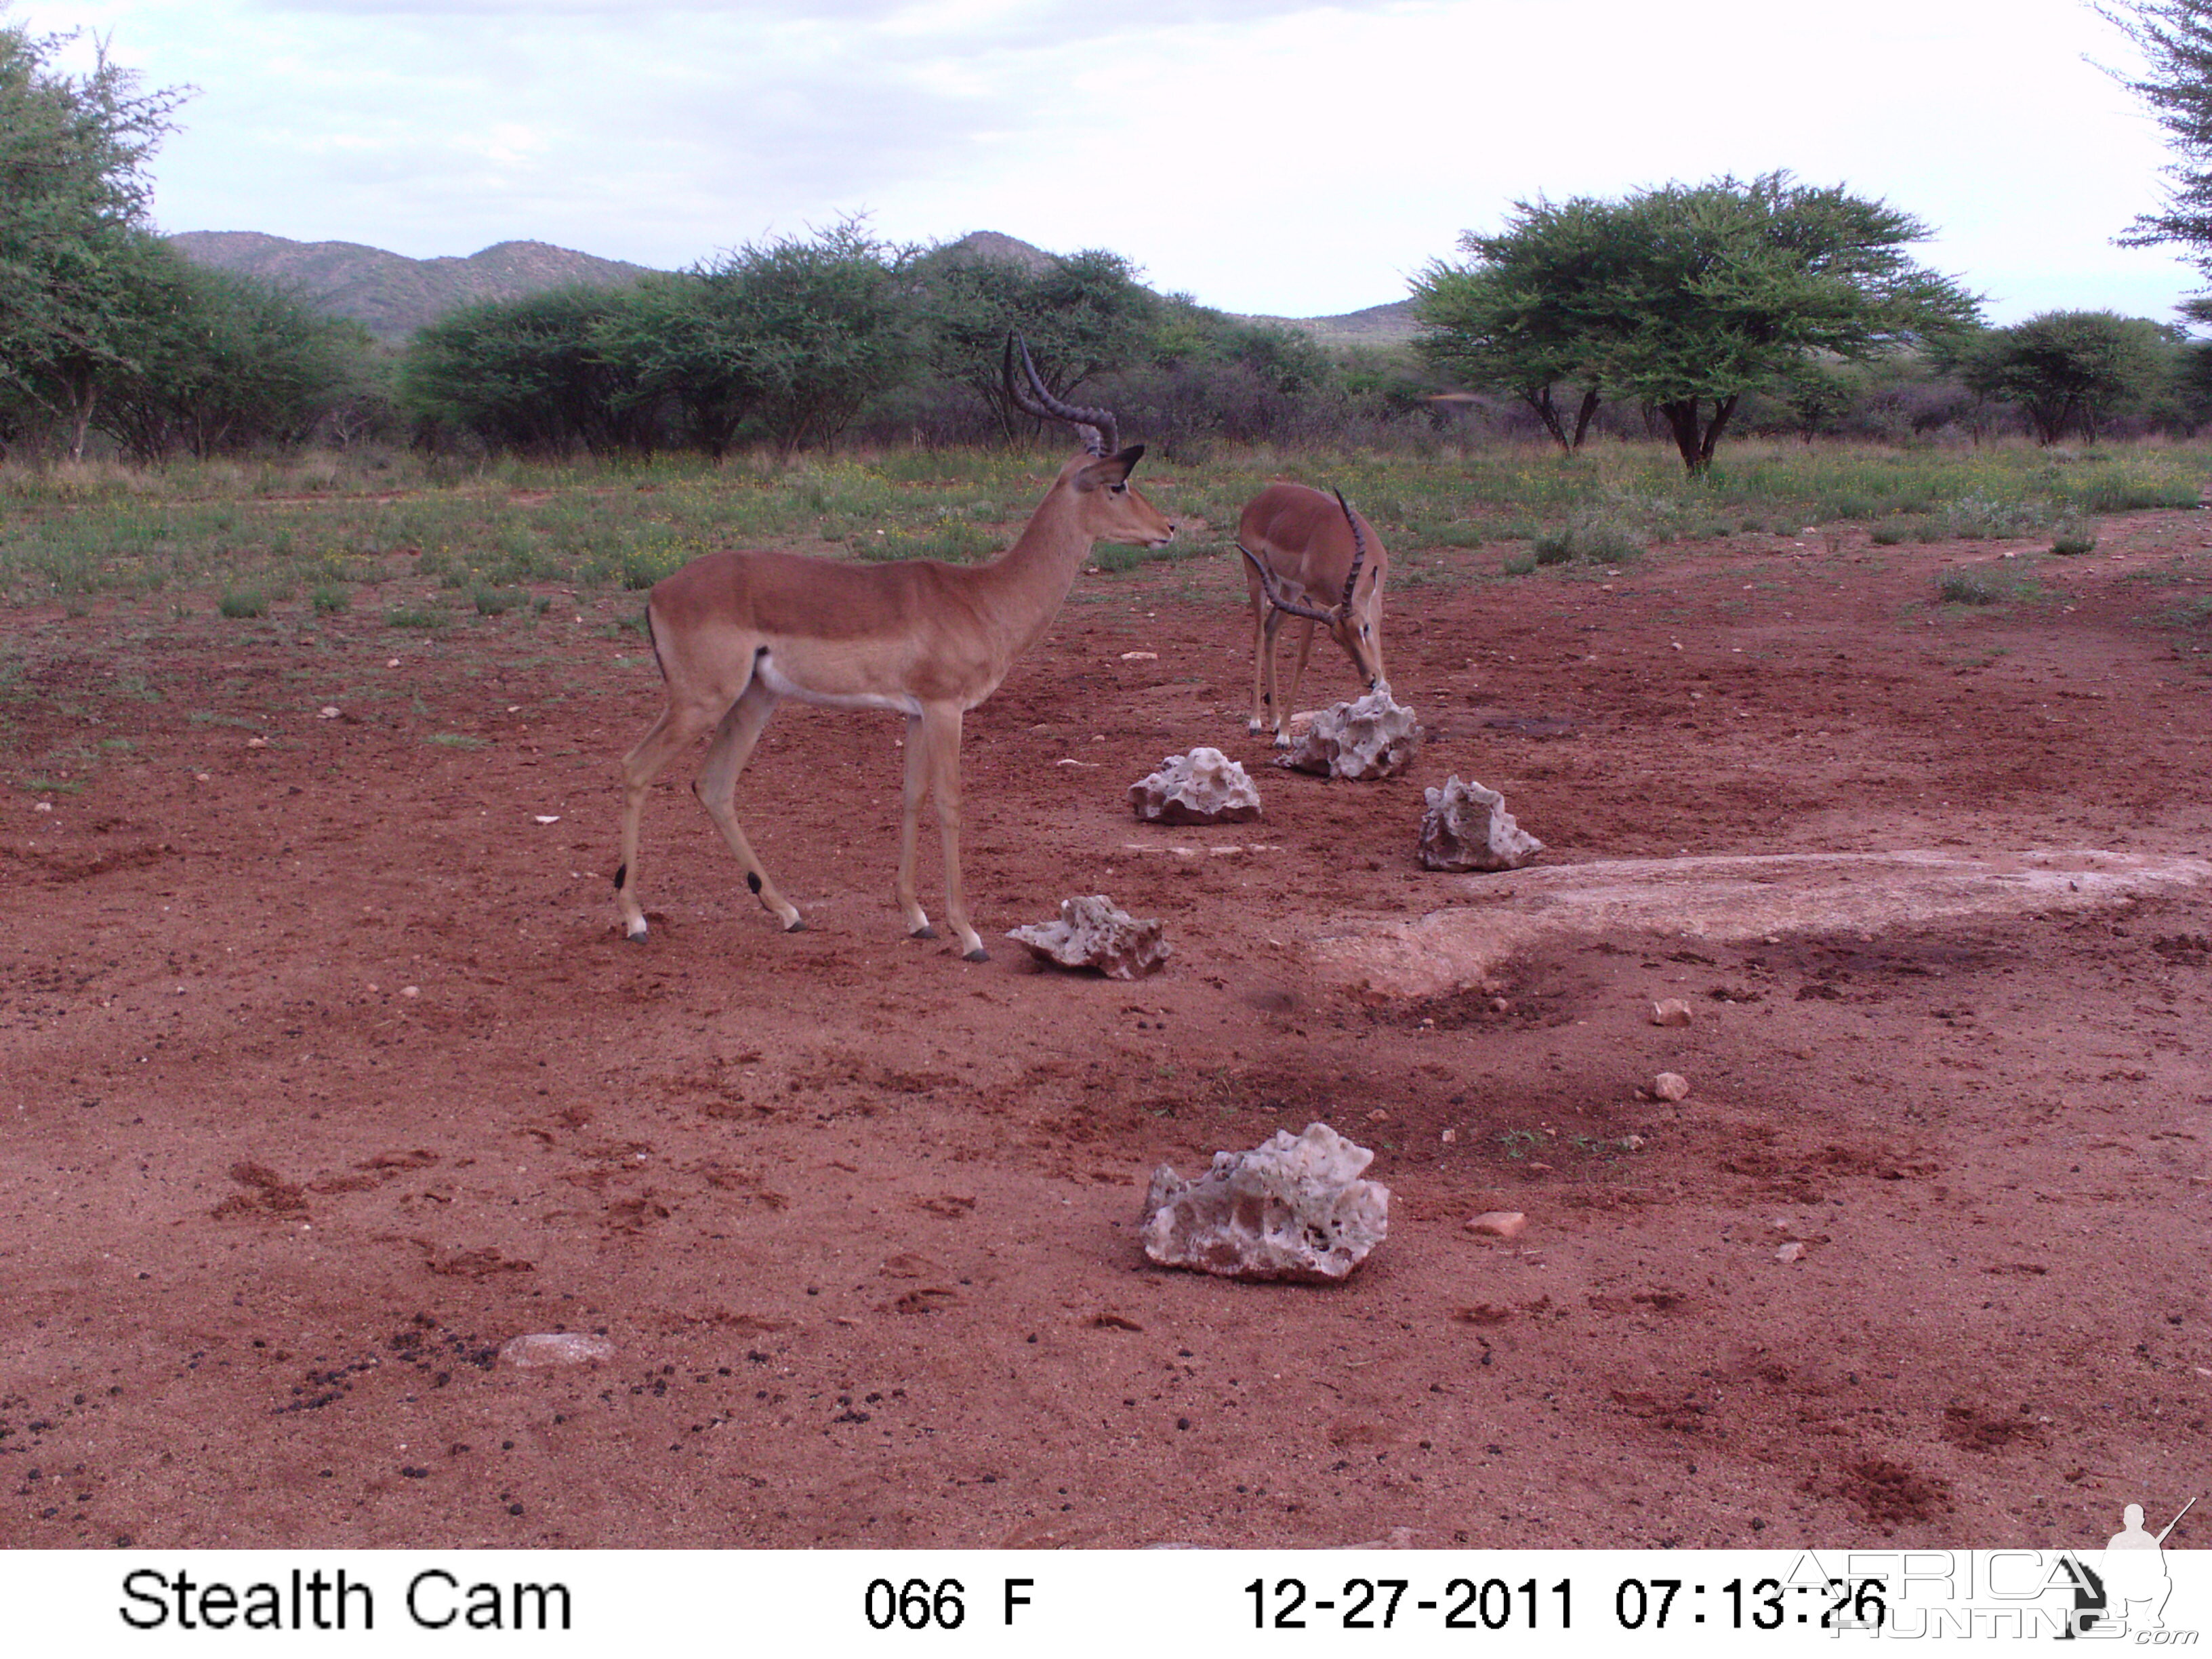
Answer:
2049 516 2100 556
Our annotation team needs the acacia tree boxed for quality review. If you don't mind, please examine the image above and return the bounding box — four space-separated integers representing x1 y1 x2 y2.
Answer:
1950 311 2180 443
2102 1 2212 268
0 22 189 457
588 274 750 457
680 220 918 455
917 243 1158 440
98 250 371 459
403 287 661 455
1412 196 1612 451
1416 175 1980 474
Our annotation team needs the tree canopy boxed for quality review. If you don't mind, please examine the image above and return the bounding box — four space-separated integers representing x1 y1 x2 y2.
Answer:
1948 311 2182 444
1414 173 1981 472
1 24 367 462
0 22 187 455
684 221 918 456
2102 0 2212 268
1412 195 1613 452
403 286 659 455
916 243 1158 439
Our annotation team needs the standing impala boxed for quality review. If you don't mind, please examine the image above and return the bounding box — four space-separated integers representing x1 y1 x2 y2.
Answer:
1237 483 1389 745
614 337 1174 962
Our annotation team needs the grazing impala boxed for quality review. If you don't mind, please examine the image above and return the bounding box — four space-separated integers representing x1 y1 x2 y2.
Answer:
1237 483 1389 745
613 337 1175 962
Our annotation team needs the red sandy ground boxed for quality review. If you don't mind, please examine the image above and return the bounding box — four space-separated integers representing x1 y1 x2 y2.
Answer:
2 495 2207 1551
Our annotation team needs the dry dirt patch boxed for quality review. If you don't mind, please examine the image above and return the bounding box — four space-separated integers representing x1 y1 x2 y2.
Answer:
1314 848 2212 998
1 514 2208 1550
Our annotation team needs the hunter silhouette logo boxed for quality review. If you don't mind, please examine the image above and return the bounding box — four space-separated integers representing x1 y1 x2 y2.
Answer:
2062 1496 2197 1639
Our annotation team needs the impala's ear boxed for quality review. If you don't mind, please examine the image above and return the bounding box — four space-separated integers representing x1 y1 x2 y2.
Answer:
1075 445 1145 491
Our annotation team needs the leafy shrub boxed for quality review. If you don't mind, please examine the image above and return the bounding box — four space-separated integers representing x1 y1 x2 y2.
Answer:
311 584 350 613
1936 568 2002 605
472 585 526 615
2049 516 2100 556
1532 513 1642 563
1926 493 2057 540
218 588 268 618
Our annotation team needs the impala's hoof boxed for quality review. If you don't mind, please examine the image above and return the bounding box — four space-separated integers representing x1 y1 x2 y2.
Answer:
963 947 990 964
623 924 649 943
1246 719 1268 736
783 918 808 934
910 925 939 941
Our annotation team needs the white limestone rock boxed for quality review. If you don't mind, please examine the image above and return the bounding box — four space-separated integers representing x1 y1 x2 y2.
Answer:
1276 684 1422 780
1141 1122 1390 1282
1418 775 1544 872
1007 894 1170 980
499 1332 615 1368
1128 747 1262 825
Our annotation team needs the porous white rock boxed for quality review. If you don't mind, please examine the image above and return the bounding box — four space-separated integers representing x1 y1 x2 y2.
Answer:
499 1332 615 1368
1418 776 1543 871
1140 1122 1390 1282
1653 1071 1691 1101
1650 998 1694 1027
1276 685 1422 780
1128 747 1262 825
1007 895 1170 979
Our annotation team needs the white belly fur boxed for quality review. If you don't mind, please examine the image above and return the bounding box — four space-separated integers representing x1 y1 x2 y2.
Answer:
755 654 922 716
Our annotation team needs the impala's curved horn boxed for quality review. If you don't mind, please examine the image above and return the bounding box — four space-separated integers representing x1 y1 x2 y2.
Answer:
1239 544 1337 623
1332 488 1368 613
1004 333 1118 457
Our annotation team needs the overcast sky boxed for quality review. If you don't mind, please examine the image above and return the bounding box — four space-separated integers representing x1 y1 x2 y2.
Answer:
23 0 2210 323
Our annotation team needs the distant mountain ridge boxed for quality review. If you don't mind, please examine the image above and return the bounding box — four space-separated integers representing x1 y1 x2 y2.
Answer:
1244 298 1418 347
166 228 1415 346
166 232 655 341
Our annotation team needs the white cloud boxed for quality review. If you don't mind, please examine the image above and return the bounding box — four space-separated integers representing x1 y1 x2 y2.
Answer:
23 0 2206 321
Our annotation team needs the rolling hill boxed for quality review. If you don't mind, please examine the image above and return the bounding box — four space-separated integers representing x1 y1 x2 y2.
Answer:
165 232 654 341
166 228 1416 346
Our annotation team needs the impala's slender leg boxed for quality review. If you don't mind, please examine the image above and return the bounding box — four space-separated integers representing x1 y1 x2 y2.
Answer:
895 710 937 941
1261 608 1292 743
1278 617 1319 745
918 703 986 961
693 678 804 932
1247 592 1273 737
616 700 719 941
